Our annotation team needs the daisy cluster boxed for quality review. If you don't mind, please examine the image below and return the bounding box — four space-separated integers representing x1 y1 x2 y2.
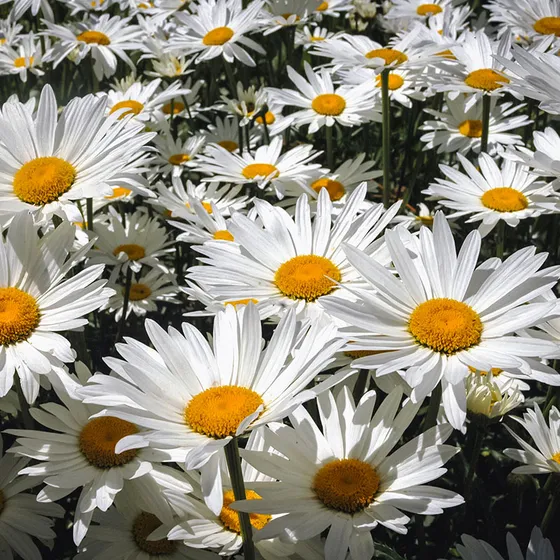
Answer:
3 0 560 559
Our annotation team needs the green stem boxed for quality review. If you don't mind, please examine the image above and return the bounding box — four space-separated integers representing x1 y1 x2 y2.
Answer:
495 220 505 259
422 383 442 431
224 60 238 97
381 68 391 208
542 488 560 536
325 125 333 170
15 376 34 430
86 198 94 231
480 95 491 154
464 426 485 500
116 266 133 342
224 438 256 560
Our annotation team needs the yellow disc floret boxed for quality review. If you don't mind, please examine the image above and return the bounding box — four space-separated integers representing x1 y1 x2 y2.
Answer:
76 30 111 45
226 298 258 307
0 287 40 347
162 101 185 115
375 73 404 90
256 111 276 125
132 512 177 555
242 163 279 180
128 283 152 301
534 17 560 37
185 386 264 439
311 93 347 116
365 48 408 65
110 100 144 119
219 490 271 533
481 187 528 212
464 69 510 91
552 452 560 464
14 56 33 68
13 157 76 205
202 26 234 46
313 459 380 514
113 244 146 261
458 119 483 138
311 178 346 201
105 187 132 200
416 3 442 16
79 417 138 469
213 230 234 241
218 140 238 152
409 298 482 354
168 153 191 165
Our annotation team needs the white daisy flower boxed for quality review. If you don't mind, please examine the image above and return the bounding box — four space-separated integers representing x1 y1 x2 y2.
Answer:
295 25 340 49
0 435 64 560
153 129 206 177
233 387 463 560
0 32 46 82
196 135 322 198
386 0 452 21
168 0 265 67
267 62 379 133
420 95 531 156
3 0 53 20
425 154 558 237
79 304 349 512
221 82 268 126
0 20 23 48
392 202 440 230
312 0 353 18
187 186 401 320
321 212 560 431
0 85 154 224
203 115 257 153
260 0 323 35
0 213 112 404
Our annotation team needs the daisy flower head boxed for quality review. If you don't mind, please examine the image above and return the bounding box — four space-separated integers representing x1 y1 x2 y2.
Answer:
0 32 46 82
0 435 64 559
203 115 258 153
321 212 560 431
425 153 558 237
7 364 181 546
43 14 143 80
260 0 323 35
0 20 23 48
5 0 53 20
187 185 401 320
233 387 463 560
196 135 322 198
153 128 206 177
79 304 349 511
386 0 452 21
312 0 353 18
267 62 379 133
392 202 440 230
168 0 265 67
0 212 112 404
221 81 268 126
295 25 340 49
420 95 531 156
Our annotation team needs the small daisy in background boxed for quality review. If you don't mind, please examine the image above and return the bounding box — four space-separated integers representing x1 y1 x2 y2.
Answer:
260 0 322 34
152 127 206 177
0 32 46 82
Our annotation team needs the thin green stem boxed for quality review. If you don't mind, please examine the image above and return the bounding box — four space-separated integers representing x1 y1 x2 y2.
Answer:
116 266 133 342
422 383 442 432
381 68 391 208
326 125 333 170
224 60 238 97
15 376 34 430
224 438 256 560
86 198 94 231
495 220 505 259
464 426 485 500
480 95 491 154
542 488 559 536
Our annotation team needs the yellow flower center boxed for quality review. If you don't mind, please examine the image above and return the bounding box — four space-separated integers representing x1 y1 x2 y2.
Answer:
13 157 76 206
436 49 456 60
275 255 341 302
534 17 560 36
168 153 191 165
256 111 276 125
416 215 434 226
218 140 238 152
162 101 185 115
311 178 346 201
132 512 177 555
469 366 503 377
14 56 33 68
226 298 258 307
213 230 234 241
409 298 482 354
79 417 138 469
76 30 111 45
128 283 152 301
0 288 39 347
552 452 560 464
281 13 300 21
464 69 510 91
375 73 404 90
416 3 442 15
313 459 380 514
202 26 234 46
311 93 346 116
113 243 146 261
219 490 271 533
316 1 328 10
311 36 325 42
365 48 408 65
105 187 132 200
481 187 528 212
110 100 144 119
458 119 483 138
184 386 264 439
242 163 279 180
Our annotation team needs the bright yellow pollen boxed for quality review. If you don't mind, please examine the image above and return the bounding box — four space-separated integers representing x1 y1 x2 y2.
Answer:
458 119 483 138
110 100 144 119
242 163 279 180
481 187 528 212
375 73 404 90
226 298 258 307
311 178 346 201
105 187 132 200
256 111 276 125
218 140 238 152
162 101 185 115
313 459 380 514
13 157 76 206
275 255 341 302
365 48 408 65
79 417 138 469
202 26 234 46
128 283 152 301
113 243 146 261
0 288 40 347
552 452 560 464
409 298 482 355
436 49 456 60
132 512 177 555
310 36 325 42
213 230 234 241
76 30 111 45
316 1 328 10
219 490 271 533
184 386 264 439
416 215 434 226
469 366 503 377
168 153 191 165
416 3 442 15
464 69 510 91
534 17 560 36
14 56 33 68
281 12 300 20
311 93 346 116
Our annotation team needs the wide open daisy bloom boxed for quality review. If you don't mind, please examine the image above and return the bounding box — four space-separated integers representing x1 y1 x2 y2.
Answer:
267 62 379 133
322 213 560 430
0 85 154 225
0 213 112 404
187 186 402 320
79 304 349 511
168 0 265 67
7 364 179 545
0 435 64 560
0 32 46 83
43 14 143 80
504 404 560 475
425 154 558 237
152 130 206 177
259 0 322 35
233 387 463 560
385 0 452 21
